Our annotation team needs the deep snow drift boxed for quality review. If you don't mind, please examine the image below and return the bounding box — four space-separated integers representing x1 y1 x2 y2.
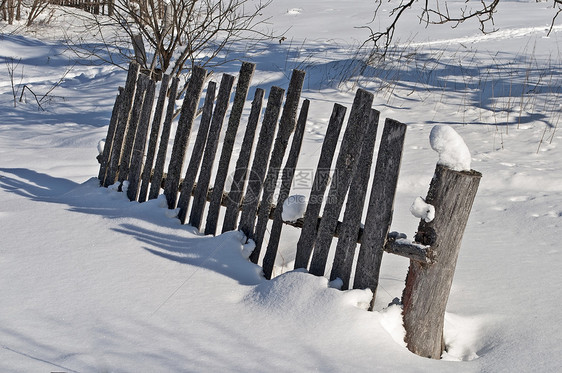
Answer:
1 1 562 372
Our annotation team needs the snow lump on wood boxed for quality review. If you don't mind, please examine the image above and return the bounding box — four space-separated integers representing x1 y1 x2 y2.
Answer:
429 125 472 171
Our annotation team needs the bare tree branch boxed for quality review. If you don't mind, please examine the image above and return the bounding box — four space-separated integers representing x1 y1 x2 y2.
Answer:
65 0 275 82
363 0 560 58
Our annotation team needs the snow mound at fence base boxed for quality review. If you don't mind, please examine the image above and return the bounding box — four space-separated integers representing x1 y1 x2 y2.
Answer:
0 173 491 370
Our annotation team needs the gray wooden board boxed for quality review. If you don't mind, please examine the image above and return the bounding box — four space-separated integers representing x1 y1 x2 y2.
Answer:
189 73 235 230
308 89 374 276
205 62 255 235
105 62 140 186
127 77 156 201
262 99 309 279
250 70 305 262
329 108 380 289
293 103 347 269
98 90 122 184
238 86 284 242
222 88 265 233
148 77 179 200
138 74 171 202
119 73 149 184
250 70 305 264
176 81 216 224
353 118 407 301
163 66 206 209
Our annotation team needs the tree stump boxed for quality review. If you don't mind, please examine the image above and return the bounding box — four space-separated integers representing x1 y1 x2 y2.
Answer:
402 164 482 359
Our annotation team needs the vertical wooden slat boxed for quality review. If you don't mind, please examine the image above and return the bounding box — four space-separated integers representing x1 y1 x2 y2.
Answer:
163 66 207 209
205 62 255 235
262 99 309 279
98 89 122 184
222 88 265 233
148 77 179 200
176 81 217 224
353 119 407 303
188 74 235 230
127 78 156 201
238 86 284 241
329 108 380 289
293 103 347 269
118 73 150 184
105 62 140 186
308 89 374 276
250 70 306 264
138 74 171 202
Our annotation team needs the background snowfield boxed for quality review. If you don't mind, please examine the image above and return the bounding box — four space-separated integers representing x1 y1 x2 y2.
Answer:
1 0 562 371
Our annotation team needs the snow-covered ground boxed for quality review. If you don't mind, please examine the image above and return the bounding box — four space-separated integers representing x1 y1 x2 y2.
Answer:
1 1 561 371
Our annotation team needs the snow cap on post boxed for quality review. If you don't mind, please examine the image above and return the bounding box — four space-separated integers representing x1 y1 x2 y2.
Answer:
429 125 471 171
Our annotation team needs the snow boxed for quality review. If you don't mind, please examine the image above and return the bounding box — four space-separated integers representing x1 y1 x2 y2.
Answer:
410 196 435 222
430 125 472 171
281 194 307 222
2 1 562 372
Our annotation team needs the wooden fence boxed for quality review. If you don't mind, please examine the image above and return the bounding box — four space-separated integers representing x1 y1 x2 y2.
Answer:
97 61 481 359
49 0 114 16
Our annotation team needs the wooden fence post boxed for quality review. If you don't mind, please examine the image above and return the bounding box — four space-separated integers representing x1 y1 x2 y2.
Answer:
176 81 217 224
127 77 156 201
118 73 150 184
308 89 374 276
221 88 265 233
188 73 235 229
238 86 284 244
97 89 122 184
205 62 255 235
262 99 310 279
138 74 171 202
402 164 482 359
353 118 407 303
148 77 179 200
163 66 206 209
105 62 140 187
293 103 346 269
330 108 380 289
250 69 305 263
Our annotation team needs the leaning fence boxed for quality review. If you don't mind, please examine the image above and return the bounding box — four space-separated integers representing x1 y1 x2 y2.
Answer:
97 61 481 359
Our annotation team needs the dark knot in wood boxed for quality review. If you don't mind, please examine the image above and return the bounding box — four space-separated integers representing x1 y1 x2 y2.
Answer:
414 226 437 246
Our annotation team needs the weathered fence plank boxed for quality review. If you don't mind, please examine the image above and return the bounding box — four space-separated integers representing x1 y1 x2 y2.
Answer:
205 62 256 235
98 88 122 183
353 118 407 305
105 62 140 186
163 66 206 209
118 73 150 184
293 103 347 269
308 89 374 276
262 99 310 279
148 77 179 200
250 69 306 264
330 108 380 289
176 81 217 224
238 86 285 242
402 165 481 359
127 77 156 201
138 73 171 202
222 88 265 233
189 74 235 229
